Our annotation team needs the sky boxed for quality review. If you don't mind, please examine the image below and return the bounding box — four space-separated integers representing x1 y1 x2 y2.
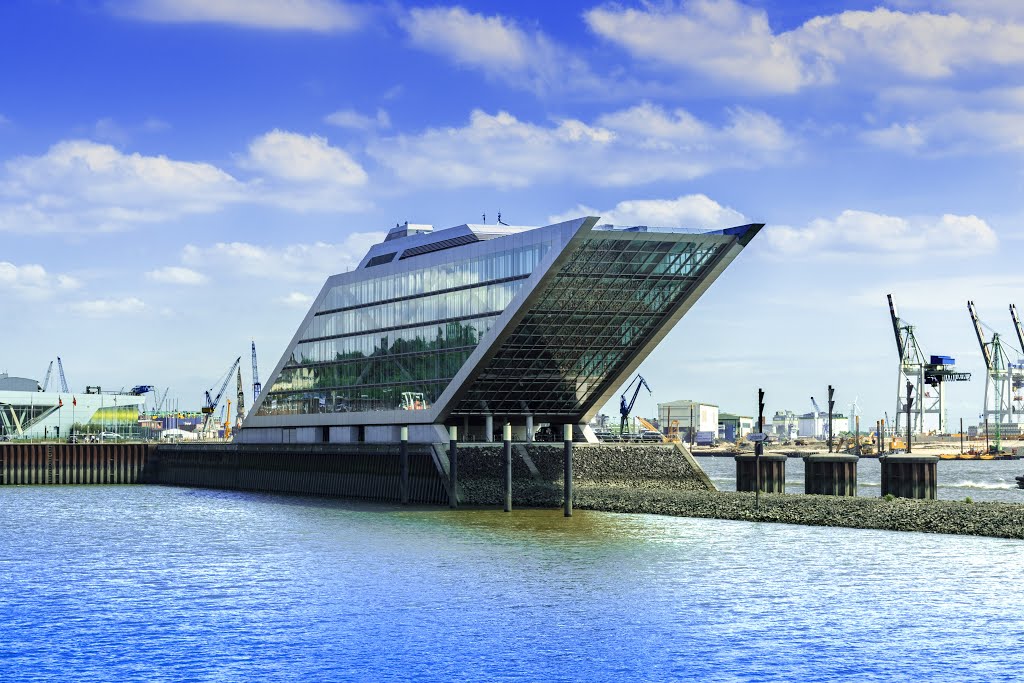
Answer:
1 0 1023 428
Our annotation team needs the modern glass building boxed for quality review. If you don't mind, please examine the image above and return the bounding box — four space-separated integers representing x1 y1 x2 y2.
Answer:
241 216 761 443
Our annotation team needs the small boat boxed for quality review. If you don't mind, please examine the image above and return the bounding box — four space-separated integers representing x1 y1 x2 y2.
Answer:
1016 475 1024 490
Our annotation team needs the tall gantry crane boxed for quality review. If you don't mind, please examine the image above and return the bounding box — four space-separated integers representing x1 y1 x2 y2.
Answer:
889 294 969 435
968 301 1019 448
41 361 53 392
1010 305 1024 417
619 374 652 435
235 366 246 429
57 356 69 393
251 341 262 403
201 357 241 437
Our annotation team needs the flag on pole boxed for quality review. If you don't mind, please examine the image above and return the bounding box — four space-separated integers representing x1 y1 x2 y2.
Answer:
58 397 63 408
72 396 77 407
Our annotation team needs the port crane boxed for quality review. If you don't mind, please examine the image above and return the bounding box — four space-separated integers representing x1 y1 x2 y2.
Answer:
154 387 169 413
1010 305 1024 413
811 397 825 440
57 356 69 393
251 341 262 403
889 294 969 435
41 361 53 392
619 374 652 435
968 301 1018 450
235 367 246 429
201 357 241 437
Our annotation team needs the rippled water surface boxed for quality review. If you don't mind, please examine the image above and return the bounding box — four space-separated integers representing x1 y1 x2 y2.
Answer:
2 485 1024 682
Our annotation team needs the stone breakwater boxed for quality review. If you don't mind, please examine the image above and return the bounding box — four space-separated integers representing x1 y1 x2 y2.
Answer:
573 487 1024 540
456 443 713 506
456 443 1024 539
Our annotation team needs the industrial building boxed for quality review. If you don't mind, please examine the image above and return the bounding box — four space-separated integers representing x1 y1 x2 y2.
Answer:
797 412 849 440
0 373 145 439
240 216 762 443
657 400 719 441
718 413 755 442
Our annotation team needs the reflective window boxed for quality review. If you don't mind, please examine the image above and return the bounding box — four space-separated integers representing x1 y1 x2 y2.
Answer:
451 238 727 418
257 242 549 416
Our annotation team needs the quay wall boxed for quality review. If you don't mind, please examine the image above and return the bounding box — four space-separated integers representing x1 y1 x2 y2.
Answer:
146 443 450 505
0 443 151 485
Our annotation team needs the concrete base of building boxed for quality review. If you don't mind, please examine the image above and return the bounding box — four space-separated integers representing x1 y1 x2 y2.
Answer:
146 443 451 505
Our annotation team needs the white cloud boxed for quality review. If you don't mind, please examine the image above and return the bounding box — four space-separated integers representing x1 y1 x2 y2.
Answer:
242 129 367 185
237 130 370 211
585 0 831 94
145 266 207 285
368 104 794 189
113 0 361 32
324 108 391 131
861 122 927 151
0 261 81 298
181 232 384 283
863 108 1024 155
0 132 371 233
586 0 1024 93
0 139 245 233
763 210 998 259
278 291 314 308
70 297 146 318
401 7 607 96
549 194 748 229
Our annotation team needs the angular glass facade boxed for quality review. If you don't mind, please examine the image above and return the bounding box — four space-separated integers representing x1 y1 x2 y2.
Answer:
243 216 762 443
257 243 550 416
450 235 729 419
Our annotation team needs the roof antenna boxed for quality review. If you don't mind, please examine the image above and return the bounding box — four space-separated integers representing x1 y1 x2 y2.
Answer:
497 211 508 226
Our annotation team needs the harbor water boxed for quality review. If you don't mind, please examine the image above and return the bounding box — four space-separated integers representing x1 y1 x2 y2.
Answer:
2 485 1024 681
697 455 1024 502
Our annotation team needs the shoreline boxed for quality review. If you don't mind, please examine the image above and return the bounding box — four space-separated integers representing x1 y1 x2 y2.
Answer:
568 485 1024 539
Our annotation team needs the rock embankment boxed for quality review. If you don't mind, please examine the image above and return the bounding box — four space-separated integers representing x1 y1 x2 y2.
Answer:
456 443 712 506
453 442 1024 539
572 487 1024 539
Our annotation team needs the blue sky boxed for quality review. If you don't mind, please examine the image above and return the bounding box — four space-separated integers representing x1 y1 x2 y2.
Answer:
1 0 1023 427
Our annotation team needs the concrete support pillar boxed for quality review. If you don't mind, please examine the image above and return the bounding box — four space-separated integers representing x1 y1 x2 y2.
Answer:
735 453 786 493
563 424 573 517
399 426 409 505
448 425 458 509
485 415 494 443
880 455 938 499
526 415 534 443
804 454 858 496
503 423 512 512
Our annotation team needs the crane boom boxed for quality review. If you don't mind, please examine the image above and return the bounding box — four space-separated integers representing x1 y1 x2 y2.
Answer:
41 361 53 392
887 294 905 361
57 356 69 393
251 341 262 403
619 374 652 433
236 367 246 426
811 396 822 416
201 357 241 435
155 387 169 412
968 301 993 371
1012 304 1024 356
